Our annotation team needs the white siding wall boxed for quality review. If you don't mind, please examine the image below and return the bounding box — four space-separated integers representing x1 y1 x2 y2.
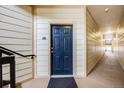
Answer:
35 6 86 77
0 5 33 82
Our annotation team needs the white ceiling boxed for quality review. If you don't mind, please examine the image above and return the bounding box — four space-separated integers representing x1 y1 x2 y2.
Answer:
87 5 124 28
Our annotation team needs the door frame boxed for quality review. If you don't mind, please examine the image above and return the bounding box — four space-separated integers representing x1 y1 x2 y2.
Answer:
50 24 73 76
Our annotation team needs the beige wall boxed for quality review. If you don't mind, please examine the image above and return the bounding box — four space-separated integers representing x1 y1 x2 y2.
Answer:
34 6 86 77
86 8 104 74
0 5 33 82
116 15 124 70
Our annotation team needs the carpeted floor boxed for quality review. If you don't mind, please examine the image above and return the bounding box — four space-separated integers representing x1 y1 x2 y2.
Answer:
47 77 78 88
22 52 124 88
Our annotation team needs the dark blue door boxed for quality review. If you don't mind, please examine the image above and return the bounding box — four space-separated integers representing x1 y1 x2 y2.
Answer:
51 25 73 75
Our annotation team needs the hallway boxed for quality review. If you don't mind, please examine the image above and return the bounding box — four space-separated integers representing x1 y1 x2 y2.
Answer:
22 51 124 88
0 5 124 88
75 51 124 88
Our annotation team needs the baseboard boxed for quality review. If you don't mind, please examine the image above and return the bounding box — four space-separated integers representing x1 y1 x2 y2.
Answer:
74 75 85 78
51 75 73 78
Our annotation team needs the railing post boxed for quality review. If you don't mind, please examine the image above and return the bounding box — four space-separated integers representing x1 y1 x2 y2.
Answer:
10 56 16 88
0 62 2 88
0 50 2 88
0 50 2 57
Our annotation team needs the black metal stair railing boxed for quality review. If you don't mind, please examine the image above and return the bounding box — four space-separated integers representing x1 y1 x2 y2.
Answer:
0 46 35 88
0 55 15 88
0 46 35 59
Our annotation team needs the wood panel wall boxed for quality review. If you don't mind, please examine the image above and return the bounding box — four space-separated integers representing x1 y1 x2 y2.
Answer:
0 5 33 82
117 15 124 70
86 8 103 74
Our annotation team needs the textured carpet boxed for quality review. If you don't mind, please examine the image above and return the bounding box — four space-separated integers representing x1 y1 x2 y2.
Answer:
47 77 78 88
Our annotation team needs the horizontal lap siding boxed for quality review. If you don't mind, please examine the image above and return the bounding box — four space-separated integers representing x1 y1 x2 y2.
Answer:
36 7 85 76
86 9 103 74
117 16 124 70
0 5 33 82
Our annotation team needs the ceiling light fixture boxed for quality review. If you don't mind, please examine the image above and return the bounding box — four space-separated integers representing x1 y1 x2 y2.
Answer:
105 8 109 13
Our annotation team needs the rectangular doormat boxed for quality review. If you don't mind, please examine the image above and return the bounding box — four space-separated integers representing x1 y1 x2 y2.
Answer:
47 77 78 88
